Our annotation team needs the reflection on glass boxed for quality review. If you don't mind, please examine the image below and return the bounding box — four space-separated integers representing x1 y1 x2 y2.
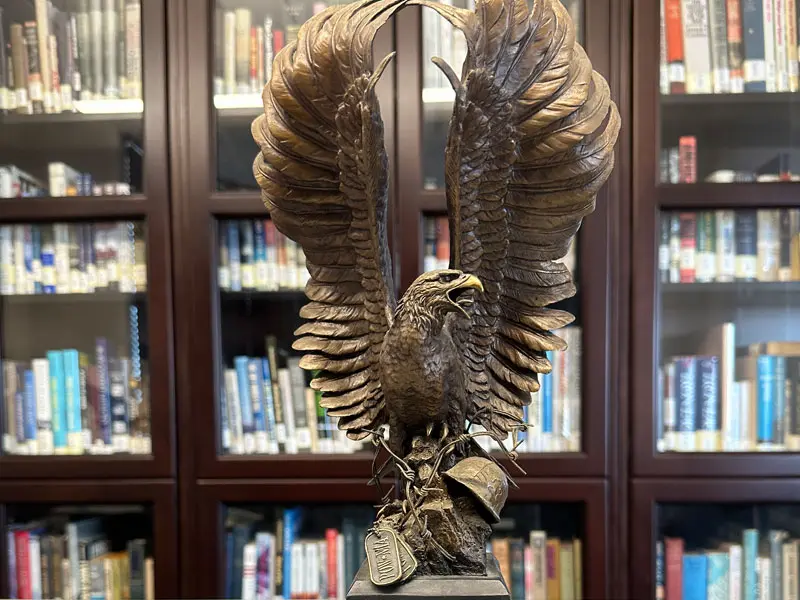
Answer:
659 0 800 184
0 0 144 196
221 502 584 599
657 209 800 453
0 220 151 456
655 503 800 600
420 0 583 190
215 219 369 456
421 215 582 454
214 0 349 191
6 503 155 599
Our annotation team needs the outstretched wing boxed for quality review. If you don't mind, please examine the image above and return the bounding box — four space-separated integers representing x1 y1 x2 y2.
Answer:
417 0 620 436
252 0 401 440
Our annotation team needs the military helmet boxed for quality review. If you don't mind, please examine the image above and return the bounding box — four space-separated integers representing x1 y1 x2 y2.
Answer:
443 456 508 524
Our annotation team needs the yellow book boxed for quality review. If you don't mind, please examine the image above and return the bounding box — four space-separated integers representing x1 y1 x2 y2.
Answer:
547 538 561 600
573 538 583 600
560 541 575 600
492 537 511 590
145 557 155 600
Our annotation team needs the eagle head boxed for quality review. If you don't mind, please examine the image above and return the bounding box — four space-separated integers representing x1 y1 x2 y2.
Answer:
398 269 484 322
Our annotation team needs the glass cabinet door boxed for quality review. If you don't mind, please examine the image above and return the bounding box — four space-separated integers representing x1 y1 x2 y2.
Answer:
658 0 800 183
0 0 144 197
420 0 583 190
656 209 800 454
0 220 151 457
213 0 350 192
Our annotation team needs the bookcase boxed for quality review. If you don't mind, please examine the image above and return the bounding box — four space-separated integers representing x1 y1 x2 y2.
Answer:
633 0 800 597
1 0 632 597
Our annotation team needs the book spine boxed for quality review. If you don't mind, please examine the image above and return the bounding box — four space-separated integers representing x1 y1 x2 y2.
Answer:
109 357 130 452
776 0 790 90
709 0 731 91
789 0 799 89
89 0 104 96
682 0 713 93
116 0 126 97
125 1 142 99
10 24 30 114
103 0 118 97
35 0 54 112
757 355 776 445
742 0 767 91
33 358 53 454
725 0 746 92
764 0 778 90
735 210 758 281
0 7 8 112
25 21 45 114
96 337 112 449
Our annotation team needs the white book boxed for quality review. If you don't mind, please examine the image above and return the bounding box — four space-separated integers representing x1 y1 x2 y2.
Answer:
775 0 790 91
223 11 236 95
728 544 743 600
29 533 42 599
708 0 731 92
681 0 713 93
757 557 772 600
307 541 319 597
337 534 346 599
279 368 298 454
242 542 258 600
292 542 304 598
33 358 53 455
786 541 799 600
738 380 753 451
529 531 547 600
527 390 542 452
765 0 778 91
660 0 670 94
54 224 71 294
225 369 244 455
715 210 736 282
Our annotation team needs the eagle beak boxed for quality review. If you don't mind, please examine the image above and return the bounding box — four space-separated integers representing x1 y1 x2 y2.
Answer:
459 274 484 292
446 273 483 317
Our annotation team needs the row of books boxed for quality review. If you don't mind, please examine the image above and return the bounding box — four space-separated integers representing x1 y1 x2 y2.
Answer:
658 209 800 284
213 3 325 98
218 219 309 293
656 530 799 600
491 534 582 600
220 336 367 456
6 515 154 600
0 163 132 198
422 216 579 278
658 324 800 453
659 0 800 94
471 327 583 455
224 506 373 600
1 337 151 456
0 222 146 296
0 0 143 116
661 137 800 185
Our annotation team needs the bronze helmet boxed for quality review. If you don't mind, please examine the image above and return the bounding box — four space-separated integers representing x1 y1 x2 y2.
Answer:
443 456 509 524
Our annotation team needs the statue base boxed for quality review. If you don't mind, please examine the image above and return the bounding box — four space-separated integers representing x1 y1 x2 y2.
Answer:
346 554 510 599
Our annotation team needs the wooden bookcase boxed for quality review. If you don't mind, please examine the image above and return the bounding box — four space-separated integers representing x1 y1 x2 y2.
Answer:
0 0 177 595
0 0 634 597
631 0 800 597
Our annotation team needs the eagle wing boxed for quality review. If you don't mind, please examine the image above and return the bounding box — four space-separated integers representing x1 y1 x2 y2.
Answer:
252 0 401 440
417 0 620 436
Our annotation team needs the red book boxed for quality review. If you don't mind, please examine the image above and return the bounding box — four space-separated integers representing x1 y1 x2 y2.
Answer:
664 537 684 600
679 213 697 283
678 136 697 184
273 30 285 54
15 529 32 600
326 528 338 598
664 0 686 93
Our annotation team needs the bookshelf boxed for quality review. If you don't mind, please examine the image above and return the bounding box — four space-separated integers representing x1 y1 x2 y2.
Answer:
633 0 800 597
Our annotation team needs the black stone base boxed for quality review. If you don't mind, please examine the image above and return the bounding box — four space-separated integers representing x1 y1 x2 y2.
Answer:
346 554 510 600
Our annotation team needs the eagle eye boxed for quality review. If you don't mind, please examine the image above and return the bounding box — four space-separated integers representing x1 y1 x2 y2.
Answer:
438 272 459 283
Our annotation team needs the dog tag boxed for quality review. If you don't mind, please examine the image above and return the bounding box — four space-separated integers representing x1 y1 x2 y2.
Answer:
395 533 418 582
365 527 403 586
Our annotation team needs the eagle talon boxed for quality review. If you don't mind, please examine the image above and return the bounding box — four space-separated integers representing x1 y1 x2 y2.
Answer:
426 423 434 437
439 424 449 442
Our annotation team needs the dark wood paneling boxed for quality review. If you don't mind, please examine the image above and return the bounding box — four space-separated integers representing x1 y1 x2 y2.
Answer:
0 480 179 598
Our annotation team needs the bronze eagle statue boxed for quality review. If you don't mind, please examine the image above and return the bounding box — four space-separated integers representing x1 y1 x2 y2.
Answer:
252 0 619 459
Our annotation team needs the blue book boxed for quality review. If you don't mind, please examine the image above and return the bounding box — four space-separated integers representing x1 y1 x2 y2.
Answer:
774 357 786 445
23 368 36 446
47 350 68 453
757 356 776 444
682 553 708 600
741 0 767 92
253 219 267 286
41 228 55 294
223 531 235 599
248 358 267 451
227 221 241 291
62 349 82 453
283 507 304 600
707 551 729 600
95 338 112 447
743 529 759 600
541 350 553 435
675 356 697 448
234 356 254 450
